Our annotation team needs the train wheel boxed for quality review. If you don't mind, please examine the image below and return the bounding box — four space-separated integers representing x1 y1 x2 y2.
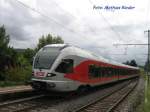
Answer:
31 82 46 91
77 85 90 93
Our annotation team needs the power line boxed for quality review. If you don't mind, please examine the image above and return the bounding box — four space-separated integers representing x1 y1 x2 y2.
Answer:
113 30 150 71
49 0 97 35
88 0 123 41
48 0 77 19
89 0 142 44
145 0 150 28
13 0 89 40
113 43 149 46
14 0 113 51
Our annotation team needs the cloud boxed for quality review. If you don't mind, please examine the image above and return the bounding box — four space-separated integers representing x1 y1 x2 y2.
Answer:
0 0 36 42
0 0 148 65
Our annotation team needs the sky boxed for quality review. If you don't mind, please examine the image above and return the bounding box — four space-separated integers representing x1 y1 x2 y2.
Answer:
0 0 149 65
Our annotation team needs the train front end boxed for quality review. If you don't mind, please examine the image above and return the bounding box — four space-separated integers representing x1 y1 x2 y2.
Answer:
31 44 76 91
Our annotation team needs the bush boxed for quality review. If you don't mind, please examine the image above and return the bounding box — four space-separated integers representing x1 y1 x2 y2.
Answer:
0 81 24 87
4 66 32 85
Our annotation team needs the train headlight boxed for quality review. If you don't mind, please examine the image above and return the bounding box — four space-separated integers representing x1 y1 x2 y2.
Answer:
47 73 52 77
47 73 56 77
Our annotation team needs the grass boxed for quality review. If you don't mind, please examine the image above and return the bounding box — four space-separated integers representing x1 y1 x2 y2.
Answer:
142 75 150 112
137 70 150 112
0 66 32 87
0 81 25 87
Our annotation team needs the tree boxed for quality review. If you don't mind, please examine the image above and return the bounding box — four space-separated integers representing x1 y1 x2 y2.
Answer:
144 60 150 72
36 34 64 50
123 59 137 67
129 59 137 67
123 61 130 65
0 25 10 71
0 26 20 73
23 48 35 64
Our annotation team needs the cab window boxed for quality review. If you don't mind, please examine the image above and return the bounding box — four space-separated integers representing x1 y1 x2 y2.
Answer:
55 59 73 73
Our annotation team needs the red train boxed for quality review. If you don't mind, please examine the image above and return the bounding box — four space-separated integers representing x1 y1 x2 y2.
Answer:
31 44 140 91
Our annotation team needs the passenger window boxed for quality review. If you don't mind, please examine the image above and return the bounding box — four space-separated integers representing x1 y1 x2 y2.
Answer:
108 67 112 77
89 65 95 78
55 59 73 73
88 65 100 78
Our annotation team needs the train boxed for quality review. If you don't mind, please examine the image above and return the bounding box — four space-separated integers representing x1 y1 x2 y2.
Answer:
30 44 140 92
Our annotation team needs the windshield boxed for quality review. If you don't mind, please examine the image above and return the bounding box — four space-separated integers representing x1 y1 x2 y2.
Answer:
34 48 60 69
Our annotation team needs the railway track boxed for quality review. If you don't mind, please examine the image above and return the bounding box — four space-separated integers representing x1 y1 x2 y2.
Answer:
0 91 77 112
0 78 138 112
0 94 46 112
27 79 137 112
73 79 138 112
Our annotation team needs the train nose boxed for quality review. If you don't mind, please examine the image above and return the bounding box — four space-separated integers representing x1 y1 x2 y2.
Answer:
31 81 56 91
47 83 56 88
31 81 46 90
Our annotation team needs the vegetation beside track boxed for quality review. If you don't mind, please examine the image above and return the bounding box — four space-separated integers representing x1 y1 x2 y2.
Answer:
0 25 64 87
136 69 149 112
0 66 32 87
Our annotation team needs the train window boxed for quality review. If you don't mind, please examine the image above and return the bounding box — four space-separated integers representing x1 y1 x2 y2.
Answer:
95 66 99 77
112 68 116 76
55 59 73 73
100 67 104 77
120 69 123 76
108 68 113 77
100 67 105 77
101 67 107 77
88 65 101 78
105 68 109 77
104 68 108 77
116 69 119 76
110 68 113 76
89 65 95 78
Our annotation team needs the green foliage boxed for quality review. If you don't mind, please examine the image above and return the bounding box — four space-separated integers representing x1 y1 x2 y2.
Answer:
0 25 10 72
0 26 20 76
123 59 137 67
144 61 150 72
0 81 24 87
141 75 150 112
0 25 33 85
17 54 29 67
130 59 137 67
36 34 64 50
0 26 64 86
0 25 9 49
5 66 32 83
23 48 35 64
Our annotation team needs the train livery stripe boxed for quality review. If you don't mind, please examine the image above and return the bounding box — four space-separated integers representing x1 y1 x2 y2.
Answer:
64 60 137 84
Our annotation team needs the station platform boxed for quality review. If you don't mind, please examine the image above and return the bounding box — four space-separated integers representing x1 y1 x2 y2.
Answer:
0 85 32 94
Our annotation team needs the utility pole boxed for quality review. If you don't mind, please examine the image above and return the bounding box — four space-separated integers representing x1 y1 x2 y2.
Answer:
145 30 150 67
145 30 150 82
113 30 150 82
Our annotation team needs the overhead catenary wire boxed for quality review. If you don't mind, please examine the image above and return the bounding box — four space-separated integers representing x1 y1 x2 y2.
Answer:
88 0 123 41
89 0 143 44
88 0 148 65
13 0 112 50
12 0 145 62
13 0 91 41
89 1 147 56
88 0 131 55
145 0 150 28
48 0 97 35
50 0 121 50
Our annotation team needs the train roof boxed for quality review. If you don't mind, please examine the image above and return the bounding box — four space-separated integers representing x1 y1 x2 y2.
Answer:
43 44 139 70
44 44 68 48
